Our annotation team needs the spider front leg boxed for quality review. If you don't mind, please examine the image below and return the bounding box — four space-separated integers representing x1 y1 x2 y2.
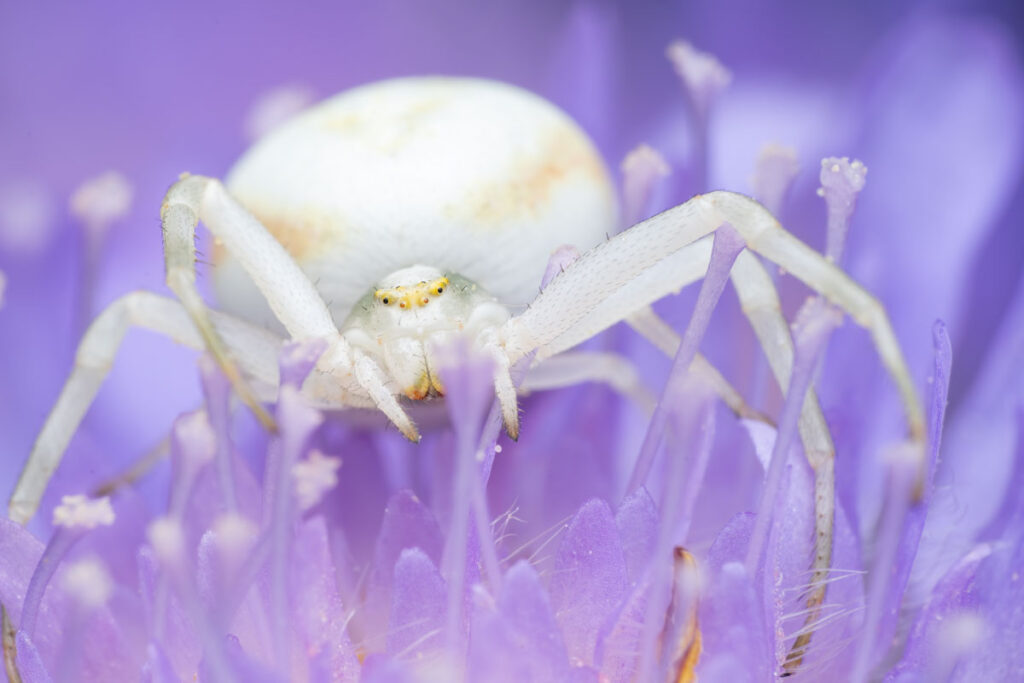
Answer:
506 191 924 446
521 351 657 414
502 191 925 671
8 292 284 525
519 239 768 424
160 175 418 441
730 250 837 671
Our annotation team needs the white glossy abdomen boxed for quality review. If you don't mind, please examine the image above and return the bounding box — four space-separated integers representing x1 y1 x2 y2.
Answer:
213 77 618 331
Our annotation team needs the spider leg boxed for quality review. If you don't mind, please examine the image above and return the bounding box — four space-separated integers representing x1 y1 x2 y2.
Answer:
505 191 923 445
473 329 520 440
515 237 766 423
527 235 714 360
8 292 284 525
625 307 770 424
521 350 657 413
502 191 924 670
351 352 421 442
730 251 836 671
161 175 416 439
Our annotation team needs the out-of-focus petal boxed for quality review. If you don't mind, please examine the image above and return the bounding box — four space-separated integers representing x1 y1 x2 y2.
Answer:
549 498 629 667
468 560 571 682
364 490 444 642
887 544 992 681
137 546 199 678
386 548 446 664
892 411 1024 679
594 575 648 682
14 630 53 683
613 487 657 584
198 633 285 683
1 519 140 681
697 562 771 682
360 654 418 683
290 516 359 681
141 642 179 683
851 18 1024 368
864 322 952 671
764 454 864 673
913 274 1024 599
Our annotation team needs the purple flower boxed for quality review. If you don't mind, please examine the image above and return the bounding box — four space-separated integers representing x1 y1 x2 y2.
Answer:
2 2 1024 681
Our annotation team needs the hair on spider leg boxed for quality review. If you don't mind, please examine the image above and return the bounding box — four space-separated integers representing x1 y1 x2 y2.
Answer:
780 606 866 675
355 614 437 651
779 640 854 679
390 626 444 662
785 601 864 640
790 567 867 579
498 513 574 568
491 500 523 527
781 569 865 598
778 601 847 622
786 633 862 680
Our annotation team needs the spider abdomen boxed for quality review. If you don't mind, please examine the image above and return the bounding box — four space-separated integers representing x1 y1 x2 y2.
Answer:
214 77 618 331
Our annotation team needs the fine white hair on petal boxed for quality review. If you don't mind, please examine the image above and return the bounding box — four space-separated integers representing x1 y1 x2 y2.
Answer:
244 83 316 141
0 269 6 309
60 557 114 610
52 494 115 530
69 170 133 239
292 449 342 511
147 516 186 567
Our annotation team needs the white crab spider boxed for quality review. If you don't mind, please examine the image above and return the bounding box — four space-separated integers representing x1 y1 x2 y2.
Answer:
10 76 925 668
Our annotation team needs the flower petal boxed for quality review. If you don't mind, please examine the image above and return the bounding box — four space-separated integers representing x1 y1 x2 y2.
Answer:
364 490 444 643
291 516 359 680
386 548 446 663
549 498 629 666
614 487 658 584
468 560 571 682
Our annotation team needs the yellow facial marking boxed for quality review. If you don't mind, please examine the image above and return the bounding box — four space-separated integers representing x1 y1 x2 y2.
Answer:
403 374 432 401
375 277 449 310
404 371 445 400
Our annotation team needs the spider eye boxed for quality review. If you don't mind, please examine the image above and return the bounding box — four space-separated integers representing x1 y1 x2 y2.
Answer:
435 287 444 294
382 297 390 305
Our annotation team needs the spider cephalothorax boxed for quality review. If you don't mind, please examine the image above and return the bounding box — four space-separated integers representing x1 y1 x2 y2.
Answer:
343 265 509 401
